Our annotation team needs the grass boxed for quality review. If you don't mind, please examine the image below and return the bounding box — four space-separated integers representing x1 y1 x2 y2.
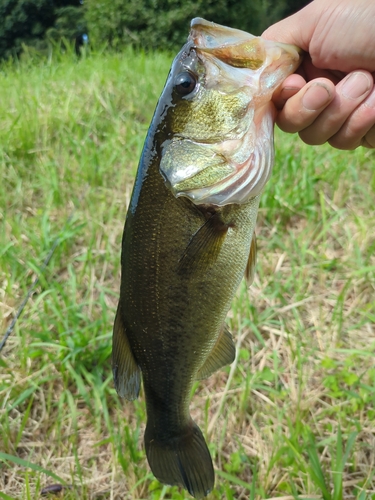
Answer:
0 46 375 499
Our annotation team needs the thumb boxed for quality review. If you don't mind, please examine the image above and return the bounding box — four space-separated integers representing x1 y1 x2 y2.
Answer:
262 8 314 51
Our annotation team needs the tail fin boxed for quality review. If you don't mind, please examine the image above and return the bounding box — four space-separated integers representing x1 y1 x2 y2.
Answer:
145 420 214 499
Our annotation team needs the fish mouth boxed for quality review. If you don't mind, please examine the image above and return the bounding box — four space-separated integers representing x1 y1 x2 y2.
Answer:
189 17 302 75
190 18 259 51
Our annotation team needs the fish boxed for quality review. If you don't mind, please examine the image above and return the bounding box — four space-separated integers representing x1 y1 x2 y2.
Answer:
112 18 301 499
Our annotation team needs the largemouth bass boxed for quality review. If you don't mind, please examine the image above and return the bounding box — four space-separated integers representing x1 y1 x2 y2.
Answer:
113 18 301 499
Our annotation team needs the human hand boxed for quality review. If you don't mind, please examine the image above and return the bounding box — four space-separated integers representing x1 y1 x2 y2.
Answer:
262 0 375 149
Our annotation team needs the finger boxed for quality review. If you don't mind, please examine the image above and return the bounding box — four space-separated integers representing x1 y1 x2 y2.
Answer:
299 56 343 85
275 78 335 133
262 8 314 51
272 74 306 109
328 87 375 149
299 71 373 145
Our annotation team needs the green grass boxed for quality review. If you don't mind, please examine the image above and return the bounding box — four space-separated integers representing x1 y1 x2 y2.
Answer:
1 47 375 499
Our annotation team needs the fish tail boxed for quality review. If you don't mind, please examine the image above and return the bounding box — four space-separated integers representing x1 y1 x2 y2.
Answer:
145 420 214 499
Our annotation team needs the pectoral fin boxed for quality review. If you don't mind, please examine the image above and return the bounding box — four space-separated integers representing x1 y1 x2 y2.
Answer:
245 231 257 286
112 307 141 400
196 324 235 380
177 212 228 275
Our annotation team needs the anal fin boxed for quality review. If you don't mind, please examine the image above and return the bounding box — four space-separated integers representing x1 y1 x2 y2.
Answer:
112 307 141 400
245 231 257 286
196 324 235 380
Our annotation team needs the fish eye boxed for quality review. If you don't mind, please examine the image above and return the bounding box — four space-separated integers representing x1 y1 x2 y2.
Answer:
174 72 197 96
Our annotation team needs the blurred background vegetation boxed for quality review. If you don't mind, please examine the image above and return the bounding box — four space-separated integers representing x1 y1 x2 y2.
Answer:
0 0 310 60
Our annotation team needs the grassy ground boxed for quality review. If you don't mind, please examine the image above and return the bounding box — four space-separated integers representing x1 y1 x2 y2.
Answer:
0 47 375 500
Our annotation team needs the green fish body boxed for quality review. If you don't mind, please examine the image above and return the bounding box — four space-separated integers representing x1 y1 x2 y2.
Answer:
113 18 301 499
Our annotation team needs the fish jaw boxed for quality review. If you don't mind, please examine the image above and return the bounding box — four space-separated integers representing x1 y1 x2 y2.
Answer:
166 106 275 206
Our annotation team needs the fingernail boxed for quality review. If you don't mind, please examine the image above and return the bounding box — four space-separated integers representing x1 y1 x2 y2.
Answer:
280 86 300 100
342 72 371 99
302 83 331 111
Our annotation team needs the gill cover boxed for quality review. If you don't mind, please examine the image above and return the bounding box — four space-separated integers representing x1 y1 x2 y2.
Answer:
159 18 301 207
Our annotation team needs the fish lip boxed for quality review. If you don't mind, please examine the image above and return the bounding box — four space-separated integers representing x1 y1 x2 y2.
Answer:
189 17 257 53
190 17 303 54
190 17 256 44
268 40 303 64
189 17 302 72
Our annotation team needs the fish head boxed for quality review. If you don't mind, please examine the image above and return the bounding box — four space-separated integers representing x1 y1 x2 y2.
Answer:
157 18 302 207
